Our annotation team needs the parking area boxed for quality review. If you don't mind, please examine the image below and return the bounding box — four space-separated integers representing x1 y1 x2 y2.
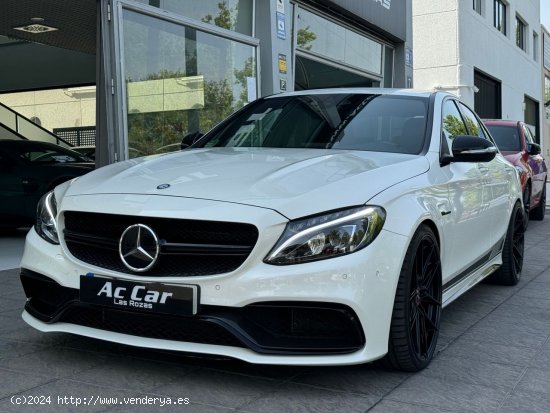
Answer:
1 217 550 412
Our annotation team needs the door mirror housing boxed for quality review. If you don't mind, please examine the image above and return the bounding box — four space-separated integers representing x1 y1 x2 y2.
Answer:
441 136 498 165
527 142 541 156
180 131 204 149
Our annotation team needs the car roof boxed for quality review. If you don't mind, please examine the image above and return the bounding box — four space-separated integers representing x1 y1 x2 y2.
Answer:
0 140 68 148
268 88 436 99
0 140 86 156
482 119 521 126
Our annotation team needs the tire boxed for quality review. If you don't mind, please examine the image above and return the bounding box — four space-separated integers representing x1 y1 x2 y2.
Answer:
522 184 530 229
386 225 442 372
491 202 525 286
530 185 546 221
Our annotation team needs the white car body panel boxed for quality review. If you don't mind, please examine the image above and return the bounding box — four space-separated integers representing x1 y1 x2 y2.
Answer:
20 89 523 366
65 148 430 220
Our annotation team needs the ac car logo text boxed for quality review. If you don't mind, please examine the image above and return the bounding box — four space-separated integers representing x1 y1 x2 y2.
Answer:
373 0 391 10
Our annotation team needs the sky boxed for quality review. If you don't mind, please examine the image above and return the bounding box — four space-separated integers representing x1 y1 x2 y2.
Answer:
543 0 550 29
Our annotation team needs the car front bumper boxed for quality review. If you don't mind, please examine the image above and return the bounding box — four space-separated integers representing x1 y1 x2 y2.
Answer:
21 216 408 366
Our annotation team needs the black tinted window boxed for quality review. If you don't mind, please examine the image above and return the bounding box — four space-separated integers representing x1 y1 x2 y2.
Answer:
199 94 429 154
485 125 521 151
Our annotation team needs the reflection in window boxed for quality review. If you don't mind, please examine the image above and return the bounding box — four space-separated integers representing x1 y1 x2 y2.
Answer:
485 125 521 151
458 104 485 138
133 0 253 36
295 7 383 75
533 32 538 61
473 0 481 15
122 10 256 157
201 94 429 155
545 77 550 124
516 15 526 51
442 101 466 140
494 0 506 35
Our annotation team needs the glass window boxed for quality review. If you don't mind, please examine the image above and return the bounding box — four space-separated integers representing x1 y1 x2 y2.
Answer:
485 125 521 151
458 103 486 139
545 77 550 124
200 94 429 155
122 9 257 158
522 124 535 144
441 100 466 157
494 0 506 35
0 87 96 136
516 16 526 51
473 0 482 15
133 0 253 36
14 145 88 164
295 7 383 76
533 32 539 61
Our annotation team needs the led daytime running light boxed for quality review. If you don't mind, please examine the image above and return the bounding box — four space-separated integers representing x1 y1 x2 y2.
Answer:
269 207 378 259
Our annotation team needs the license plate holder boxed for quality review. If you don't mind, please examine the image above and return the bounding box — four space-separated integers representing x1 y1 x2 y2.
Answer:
79 275 199 315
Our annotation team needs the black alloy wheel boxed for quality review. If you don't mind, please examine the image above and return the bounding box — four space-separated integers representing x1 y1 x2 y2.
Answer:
387 226 442 372
491 202 525 286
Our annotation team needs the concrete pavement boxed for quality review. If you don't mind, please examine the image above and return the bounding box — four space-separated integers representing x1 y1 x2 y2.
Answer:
1 220 550 412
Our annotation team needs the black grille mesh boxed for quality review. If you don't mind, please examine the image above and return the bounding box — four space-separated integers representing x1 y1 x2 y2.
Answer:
63 211 258 277
59 305 245 348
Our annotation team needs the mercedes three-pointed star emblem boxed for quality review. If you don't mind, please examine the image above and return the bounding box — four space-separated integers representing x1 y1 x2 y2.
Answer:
118 224 160 272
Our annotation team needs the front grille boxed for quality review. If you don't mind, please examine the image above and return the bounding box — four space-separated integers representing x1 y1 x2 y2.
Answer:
63 211 258 277
59 305 246 348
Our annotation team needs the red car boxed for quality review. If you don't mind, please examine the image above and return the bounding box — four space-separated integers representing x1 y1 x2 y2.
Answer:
484 120 547 222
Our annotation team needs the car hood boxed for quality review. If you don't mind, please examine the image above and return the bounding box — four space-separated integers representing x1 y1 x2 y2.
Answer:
500 151 523 166
65 148 429 219
50 162 95 169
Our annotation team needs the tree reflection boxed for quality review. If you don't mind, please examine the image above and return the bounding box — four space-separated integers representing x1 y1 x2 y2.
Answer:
297 26 317 51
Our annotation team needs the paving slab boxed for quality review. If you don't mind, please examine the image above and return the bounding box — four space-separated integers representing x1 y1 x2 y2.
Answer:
2 216 550 411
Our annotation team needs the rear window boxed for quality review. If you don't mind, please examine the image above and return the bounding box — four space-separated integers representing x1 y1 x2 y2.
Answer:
198 94 429 155
485 125 521 151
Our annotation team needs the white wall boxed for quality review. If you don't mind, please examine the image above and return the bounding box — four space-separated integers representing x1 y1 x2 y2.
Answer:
457 0 541 121
413 0 541 127
413 0 458 93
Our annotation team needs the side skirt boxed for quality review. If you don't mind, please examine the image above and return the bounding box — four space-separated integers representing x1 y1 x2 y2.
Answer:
442 238 505 308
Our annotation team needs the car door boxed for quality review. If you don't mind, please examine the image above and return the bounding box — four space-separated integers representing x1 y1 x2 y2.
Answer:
457 102 512 251
439 99 490 285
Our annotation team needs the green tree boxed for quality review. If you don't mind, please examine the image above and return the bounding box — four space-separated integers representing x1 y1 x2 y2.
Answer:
443 114 467 137
202 2 235 30
234 57 256 108
297 26 317 51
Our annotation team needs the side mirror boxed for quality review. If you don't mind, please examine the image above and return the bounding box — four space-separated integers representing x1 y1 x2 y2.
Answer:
180 131 203 150
527 143 541 156
442 136 497 165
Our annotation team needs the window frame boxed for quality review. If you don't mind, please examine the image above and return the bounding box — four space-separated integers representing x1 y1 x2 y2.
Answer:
493 0 507 36
473 0 482 15
516 14 526 51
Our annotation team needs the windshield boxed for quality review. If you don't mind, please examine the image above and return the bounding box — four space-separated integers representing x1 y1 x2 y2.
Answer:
485 125 521 152
197 94 429 155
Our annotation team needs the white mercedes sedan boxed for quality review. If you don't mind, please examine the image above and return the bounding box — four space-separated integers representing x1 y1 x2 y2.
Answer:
20 89 524 371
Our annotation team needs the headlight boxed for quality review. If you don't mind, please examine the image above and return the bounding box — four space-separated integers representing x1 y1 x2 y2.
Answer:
35 191 59 244
265 206 386 265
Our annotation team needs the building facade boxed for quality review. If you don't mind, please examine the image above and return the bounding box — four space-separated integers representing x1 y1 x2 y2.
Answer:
413 0 542 142
96 0 413 165
543 25 550 156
